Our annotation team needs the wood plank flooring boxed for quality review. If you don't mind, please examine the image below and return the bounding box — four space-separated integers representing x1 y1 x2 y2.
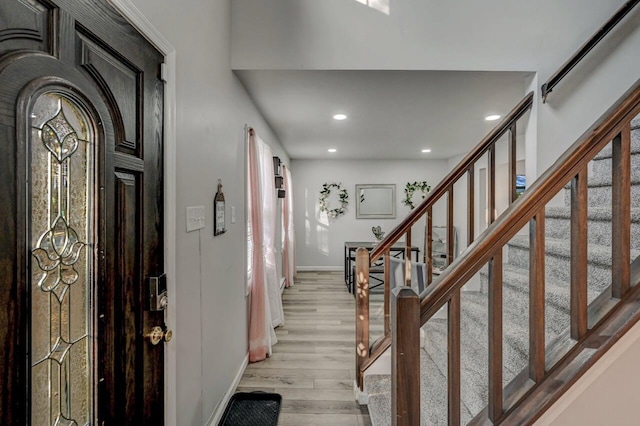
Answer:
238 271 372 426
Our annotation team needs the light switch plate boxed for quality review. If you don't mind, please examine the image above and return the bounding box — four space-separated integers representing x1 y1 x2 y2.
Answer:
186 206 205 232
231 206 236 224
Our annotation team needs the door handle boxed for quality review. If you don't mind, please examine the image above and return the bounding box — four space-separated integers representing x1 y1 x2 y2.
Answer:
145 326 173 345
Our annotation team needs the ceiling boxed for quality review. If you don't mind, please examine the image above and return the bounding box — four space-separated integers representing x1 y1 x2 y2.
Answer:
236 70 532 161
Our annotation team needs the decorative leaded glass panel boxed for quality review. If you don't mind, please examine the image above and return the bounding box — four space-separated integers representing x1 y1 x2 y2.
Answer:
30 93 94 426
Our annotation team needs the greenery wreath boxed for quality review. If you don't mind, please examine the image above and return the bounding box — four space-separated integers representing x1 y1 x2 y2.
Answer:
403 180 431 210
319 182 349 218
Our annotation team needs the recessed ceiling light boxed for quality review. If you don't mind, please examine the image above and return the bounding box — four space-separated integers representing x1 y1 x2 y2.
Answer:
333 113 347 121
485 114 501 121
421 149 431 153
328 148 337 153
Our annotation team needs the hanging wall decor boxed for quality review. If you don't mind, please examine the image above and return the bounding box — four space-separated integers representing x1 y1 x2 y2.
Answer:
403 180 431 210
214 179 226 236
319 182 349 218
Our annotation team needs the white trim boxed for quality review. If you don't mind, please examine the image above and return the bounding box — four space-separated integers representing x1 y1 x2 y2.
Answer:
105 2 177 426
107 0 174 54
206 354 249 426
296 266 343 272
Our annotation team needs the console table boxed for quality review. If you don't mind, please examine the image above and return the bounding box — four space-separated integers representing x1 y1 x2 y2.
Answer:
344 241 420 294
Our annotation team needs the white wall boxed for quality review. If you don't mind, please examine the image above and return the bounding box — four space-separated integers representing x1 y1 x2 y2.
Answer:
129 1 288 425
292 159 448 268
535 319 640 426
535 10 640 175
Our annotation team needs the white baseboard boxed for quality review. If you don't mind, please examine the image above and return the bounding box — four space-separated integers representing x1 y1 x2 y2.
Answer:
296 266 343 271
206 353 249 426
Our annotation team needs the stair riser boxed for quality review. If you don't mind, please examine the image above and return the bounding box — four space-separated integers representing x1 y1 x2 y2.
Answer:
592 126 640 159
545 216 640 250
422 296 531 368
478 273 571 337
563 183 640 208
423 321 488 417
422 290 561 418
470 280 569 346
591 152 640 180
507 245 611 295
458 294 528 381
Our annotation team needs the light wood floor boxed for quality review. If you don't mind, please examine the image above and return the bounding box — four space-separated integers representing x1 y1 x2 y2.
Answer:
238 271 372 426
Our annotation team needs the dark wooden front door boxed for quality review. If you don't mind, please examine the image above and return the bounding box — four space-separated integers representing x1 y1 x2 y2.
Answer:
0 1 165 424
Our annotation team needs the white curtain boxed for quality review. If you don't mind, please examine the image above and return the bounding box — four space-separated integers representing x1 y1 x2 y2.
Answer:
258 138 285 328
247 128 275 361
282 165 296 287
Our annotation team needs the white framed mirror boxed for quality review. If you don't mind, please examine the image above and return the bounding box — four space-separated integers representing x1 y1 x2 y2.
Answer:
356 184 396 219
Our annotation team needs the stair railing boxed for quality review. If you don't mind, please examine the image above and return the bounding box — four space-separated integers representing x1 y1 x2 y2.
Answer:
355 91 534 389
541 0 640 102
375 79 640 425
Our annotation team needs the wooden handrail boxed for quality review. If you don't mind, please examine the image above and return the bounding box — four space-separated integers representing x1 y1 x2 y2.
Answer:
415 79 640 424
357 76 640 423
541 0 640 102
419 78 640 326
356 91 534 391
369 92 533 262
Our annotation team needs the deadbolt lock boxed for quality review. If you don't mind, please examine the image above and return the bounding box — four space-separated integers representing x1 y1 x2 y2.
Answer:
146 274 168 311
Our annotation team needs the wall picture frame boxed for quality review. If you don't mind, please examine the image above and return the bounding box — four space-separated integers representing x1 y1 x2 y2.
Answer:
355 184 396 219
214 179 226 236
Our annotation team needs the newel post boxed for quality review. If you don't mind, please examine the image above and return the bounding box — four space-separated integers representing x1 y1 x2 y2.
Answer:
355 247 370 389
391 286 420 426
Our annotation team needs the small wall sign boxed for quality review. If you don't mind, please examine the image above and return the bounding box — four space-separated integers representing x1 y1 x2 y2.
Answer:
214 179 226 236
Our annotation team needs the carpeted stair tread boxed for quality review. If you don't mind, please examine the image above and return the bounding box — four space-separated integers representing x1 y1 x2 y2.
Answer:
364 374 391 397
591 151 640 178
460 292 529 377
421 290 542 418
592 126 640 160
507 234 640 270
422 294 527 380
508 235 640 299
423 317 488 420
545 206 640 249
365 348 463 425
562 172 640 188
544 206 640 221
367 393 393 426
563 182 640 208
479 264 571 340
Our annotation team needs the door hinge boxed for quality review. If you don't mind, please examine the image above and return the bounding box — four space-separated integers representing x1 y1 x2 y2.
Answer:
160 63 168 83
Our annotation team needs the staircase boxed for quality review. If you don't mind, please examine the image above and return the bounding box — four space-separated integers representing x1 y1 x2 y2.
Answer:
363 117 640 425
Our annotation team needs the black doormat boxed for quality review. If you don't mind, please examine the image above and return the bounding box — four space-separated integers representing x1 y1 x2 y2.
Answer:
219 392 282 426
